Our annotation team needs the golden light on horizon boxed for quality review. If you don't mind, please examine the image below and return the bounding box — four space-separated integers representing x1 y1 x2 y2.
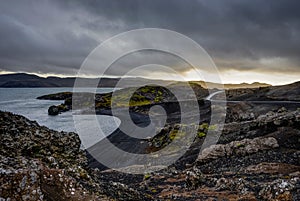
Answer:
1 70 299 86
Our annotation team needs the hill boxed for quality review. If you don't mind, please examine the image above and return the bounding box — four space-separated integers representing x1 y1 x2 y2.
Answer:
0 73 177 88
0 73 271 89
224 81 300 101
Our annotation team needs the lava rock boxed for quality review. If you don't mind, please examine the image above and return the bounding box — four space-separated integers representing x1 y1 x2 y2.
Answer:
48 105 59 116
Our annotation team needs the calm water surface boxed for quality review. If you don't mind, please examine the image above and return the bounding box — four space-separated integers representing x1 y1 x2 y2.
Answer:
0 88 120 148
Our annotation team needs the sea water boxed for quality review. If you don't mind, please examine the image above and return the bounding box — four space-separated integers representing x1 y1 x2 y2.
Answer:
0 88 121 148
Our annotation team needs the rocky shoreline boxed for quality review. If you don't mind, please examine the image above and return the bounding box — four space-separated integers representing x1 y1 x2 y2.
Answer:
1 107 300 200
1 82 300 200
91 106 300 200
0 111 112 200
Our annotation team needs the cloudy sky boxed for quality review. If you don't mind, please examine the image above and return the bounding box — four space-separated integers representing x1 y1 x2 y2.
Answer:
0 0 300 85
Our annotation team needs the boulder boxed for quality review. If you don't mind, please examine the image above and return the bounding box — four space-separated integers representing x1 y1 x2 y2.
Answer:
197 137 279 162
48 105 59 115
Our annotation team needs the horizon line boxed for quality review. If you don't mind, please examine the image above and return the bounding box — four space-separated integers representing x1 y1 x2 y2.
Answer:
1 71 299 86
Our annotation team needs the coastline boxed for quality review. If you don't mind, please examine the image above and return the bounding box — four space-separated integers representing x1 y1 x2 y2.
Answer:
1 82 300 200
1 104 300 200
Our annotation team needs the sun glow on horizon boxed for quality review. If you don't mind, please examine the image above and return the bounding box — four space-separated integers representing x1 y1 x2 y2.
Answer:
1 70 299 86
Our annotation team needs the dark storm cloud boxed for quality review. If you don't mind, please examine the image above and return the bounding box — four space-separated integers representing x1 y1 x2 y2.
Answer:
0 0 299 76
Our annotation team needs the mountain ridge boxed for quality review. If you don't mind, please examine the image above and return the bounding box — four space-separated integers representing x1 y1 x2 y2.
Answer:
0 73 274 89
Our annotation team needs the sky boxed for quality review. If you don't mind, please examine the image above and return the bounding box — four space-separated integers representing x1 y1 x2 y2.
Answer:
0 0 300 85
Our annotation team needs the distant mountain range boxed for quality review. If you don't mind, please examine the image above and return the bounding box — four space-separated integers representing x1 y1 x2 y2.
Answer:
191 81 271 89
0 73 271 89
0 73 167 88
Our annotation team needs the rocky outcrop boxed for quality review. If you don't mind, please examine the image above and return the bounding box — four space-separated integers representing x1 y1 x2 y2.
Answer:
266 81 300 101
48 105 59 115
219 108 300 144
38 83 208 116
186 168 299 201
0 111 81 159
0 111 115 200
224 81 300 101
197 137 279 162
225 102 256 122
48 104 70 115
